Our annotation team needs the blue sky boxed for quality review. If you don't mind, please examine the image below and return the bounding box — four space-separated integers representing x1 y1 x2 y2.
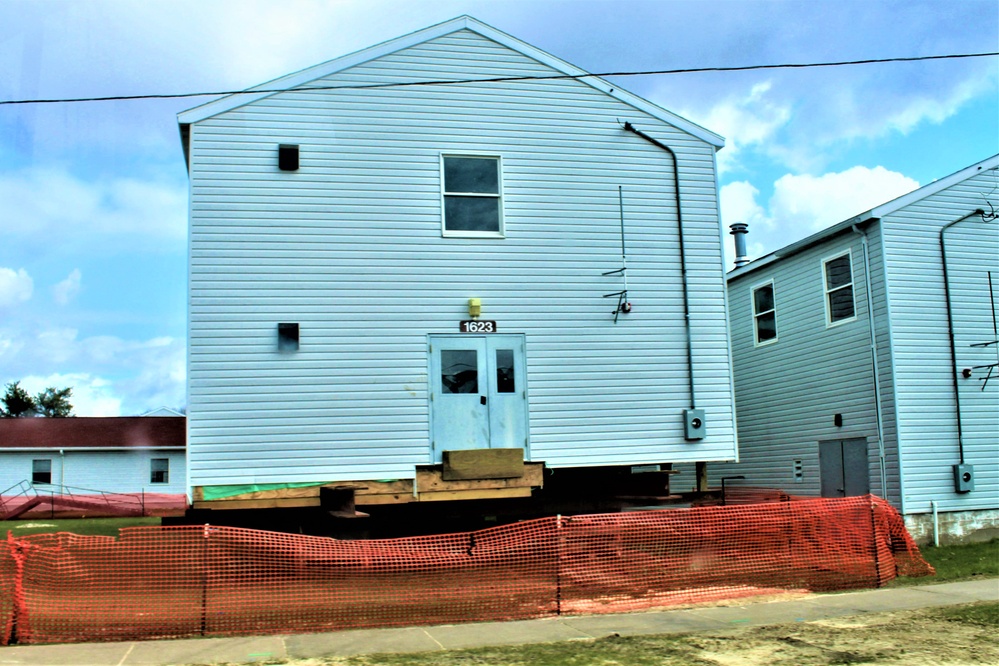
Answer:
1 0 996 415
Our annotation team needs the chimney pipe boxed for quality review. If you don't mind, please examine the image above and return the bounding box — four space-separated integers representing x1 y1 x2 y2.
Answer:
730 222 749 268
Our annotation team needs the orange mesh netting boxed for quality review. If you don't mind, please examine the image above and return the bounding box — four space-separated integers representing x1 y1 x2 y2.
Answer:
0 494 932 646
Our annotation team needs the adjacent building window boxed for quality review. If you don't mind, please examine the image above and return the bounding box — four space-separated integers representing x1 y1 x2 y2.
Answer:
150 458 170 484
32 459 52 485
442 155 502 235
823 251 856 325
752 281 778 345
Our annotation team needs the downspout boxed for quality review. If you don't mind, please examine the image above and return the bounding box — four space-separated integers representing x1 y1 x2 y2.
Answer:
622 121 696 410
939 208 986 466
852 224 888 498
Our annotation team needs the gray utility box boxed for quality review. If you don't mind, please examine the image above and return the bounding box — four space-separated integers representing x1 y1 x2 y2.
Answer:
684 409 706 440
953 463 975 493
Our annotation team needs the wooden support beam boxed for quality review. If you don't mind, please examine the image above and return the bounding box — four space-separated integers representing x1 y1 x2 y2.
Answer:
417 462 543 493
191 497 321 511
696 461 709 493
416 487 534 502
320 486 369 518
442 448 525 480
191 463 544 510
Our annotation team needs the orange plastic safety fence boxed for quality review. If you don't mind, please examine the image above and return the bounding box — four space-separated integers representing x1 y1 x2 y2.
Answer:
0 495 932 646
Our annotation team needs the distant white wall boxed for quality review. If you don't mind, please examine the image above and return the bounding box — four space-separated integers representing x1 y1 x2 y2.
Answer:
0 450 186 496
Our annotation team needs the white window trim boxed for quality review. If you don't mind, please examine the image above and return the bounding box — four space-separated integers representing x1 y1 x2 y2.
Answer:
440 153 505 238
751 279 778 346
822 249 857 328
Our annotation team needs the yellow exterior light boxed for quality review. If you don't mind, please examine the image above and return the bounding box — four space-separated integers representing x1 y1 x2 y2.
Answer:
468 298 482 318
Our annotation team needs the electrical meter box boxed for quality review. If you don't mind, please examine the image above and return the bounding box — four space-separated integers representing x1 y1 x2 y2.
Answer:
684 409 706 440
953 464 975 493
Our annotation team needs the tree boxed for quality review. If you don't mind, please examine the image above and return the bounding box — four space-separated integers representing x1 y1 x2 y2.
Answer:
36 387 74 417
1 381 37 417
0 381 74 418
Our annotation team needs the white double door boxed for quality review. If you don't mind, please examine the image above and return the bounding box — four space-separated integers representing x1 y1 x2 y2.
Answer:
428 334 528 462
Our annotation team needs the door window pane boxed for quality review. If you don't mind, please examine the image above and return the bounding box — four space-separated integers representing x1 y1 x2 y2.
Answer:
496 349 515 393
441 350 478 393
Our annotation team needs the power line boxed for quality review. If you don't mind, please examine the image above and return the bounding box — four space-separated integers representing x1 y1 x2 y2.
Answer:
1 51 996 106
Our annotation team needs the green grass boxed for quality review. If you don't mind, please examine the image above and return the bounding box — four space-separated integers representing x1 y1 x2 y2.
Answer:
0 516 160 538
888 538 999 586
929 600 999 628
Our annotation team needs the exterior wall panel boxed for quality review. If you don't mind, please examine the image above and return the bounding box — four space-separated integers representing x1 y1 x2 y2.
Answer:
0 450 186 496
186 29 736 487
881 168 999 514
676 228 896 501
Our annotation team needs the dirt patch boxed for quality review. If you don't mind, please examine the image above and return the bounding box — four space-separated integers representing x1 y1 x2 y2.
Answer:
283 602 998 666
684 605 997 665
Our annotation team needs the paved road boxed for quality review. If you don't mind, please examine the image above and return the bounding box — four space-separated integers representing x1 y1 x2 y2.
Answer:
1 579 996 666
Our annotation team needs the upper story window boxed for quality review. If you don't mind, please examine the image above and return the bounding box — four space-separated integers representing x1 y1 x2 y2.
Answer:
442 155 503 236
823 250 856 326
752 281 778 345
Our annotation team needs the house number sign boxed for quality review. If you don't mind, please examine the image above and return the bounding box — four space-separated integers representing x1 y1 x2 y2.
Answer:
459 320 497 333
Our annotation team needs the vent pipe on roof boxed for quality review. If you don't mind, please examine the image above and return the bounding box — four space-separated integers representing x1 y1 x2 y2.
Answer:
730 223 750 268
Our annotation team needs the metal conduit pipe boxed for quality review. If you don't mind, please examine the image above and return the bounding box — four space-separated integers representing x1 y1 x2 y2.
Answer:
622 121 696 410
852 224 888 498
939 208 986 465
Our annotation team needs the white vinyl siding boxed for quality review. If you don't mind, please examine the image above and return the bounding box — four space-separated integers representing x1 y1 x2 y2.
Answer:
679 229 899 504
881 166 999 515
694 159 998 520
185 28 737 488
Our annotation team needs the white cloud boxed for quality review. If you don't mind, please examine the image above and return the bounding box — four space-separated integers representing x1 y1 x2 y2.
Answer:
721 181 772 231
770 166 920 232
19 373 123 417
0 168 186 251
0 328 186 416
681 81 791 174
52 268 82 305
718 166 922 266
0 267 33 307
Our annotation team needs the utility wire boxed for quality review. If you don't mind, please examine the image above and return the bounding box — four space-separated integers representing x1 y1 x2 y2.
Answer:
1 51 996 106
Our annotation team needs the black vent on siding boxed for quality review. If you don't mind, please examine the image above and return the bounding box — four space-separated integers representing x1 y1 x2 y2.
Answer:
278 323 300 351
278 144 299 171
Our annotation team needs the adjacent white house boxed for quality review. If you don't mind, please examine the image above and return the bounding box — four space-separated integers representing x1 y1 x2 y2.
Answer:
696 155 999 543
178 16 738 513
0 416 187 518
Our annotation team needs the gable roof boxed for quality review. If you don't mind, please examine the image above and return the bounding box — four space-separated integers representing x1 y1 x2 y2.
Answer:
177 15 723 149
0 417 186 450
728 153 999 280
